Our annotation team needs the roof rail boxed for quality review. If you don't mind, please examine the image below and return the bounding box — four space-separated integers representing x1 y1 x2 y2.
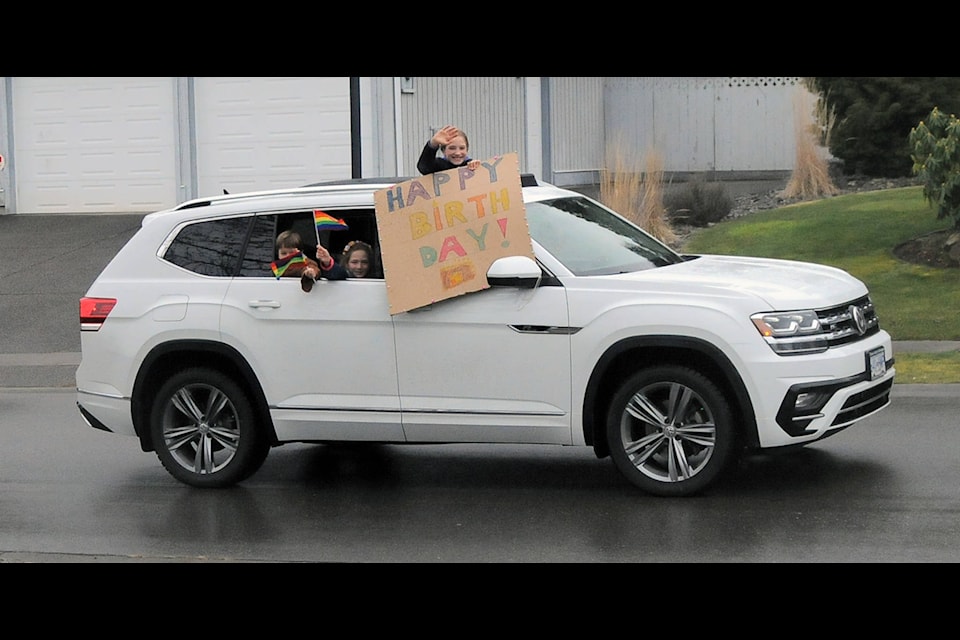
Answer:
302 177 414 188
175 174 542 211
307 175 540 188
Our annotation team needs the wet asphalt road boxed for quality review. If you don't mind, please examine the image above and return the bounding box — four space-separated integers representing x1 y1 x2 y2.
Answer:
1 384 958 563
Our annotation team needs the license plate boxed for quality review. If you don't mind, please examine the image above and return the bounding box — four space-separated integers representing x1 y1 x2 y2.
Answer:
867 347 886 381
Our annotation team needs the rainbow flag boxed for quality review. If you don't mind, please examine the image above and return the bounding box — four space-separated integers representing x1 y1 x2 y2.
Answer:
314 209 349 232
271 251 306 278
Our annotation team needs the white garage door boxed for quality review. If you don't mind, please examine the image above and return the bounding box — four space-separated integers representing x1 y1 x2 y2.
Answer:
13 77 177 214
195 77 352 197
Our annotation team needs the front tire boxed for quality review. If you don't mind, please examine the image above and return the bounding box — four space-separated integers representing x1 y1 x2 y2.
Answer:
150 368 269 488
606 366 735 497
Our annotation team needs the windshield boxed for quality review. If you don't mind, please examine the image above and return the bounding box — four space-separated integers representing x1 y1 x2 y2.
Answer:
525 196 684 276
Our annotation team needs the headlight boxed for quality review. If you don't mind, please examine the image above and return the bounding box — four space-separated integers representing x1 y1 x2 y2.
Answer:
751 311 820 337
751 310 828 355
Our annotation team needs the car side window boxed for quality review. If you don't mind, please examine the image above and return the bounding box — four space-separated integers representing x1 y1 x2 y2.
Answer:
162 216 252 276
326 208 385 279
238 214 279 277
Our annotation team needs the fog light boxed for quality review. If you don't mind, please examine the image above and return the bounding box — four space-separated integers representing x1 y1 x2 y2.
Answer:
795 391 828 413
778 383 842 436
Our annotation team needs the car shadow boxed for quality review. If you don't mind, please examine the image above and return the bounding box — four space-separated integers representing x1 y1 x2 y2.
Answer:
715 445 891 497
257 441 891 499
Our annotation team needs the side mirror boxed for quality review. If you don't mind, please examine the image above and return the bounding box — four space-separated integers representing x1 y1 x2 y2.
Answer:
486 255 542 289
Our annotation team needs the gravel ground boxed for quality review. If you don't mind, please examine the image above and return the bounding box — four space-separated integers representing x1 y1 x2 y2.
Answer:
726 175 923 220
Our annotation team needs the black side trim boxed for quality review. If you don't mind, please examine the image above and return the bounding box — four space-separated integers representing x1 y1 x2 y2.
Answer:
510 325 580 335
77 402 112 433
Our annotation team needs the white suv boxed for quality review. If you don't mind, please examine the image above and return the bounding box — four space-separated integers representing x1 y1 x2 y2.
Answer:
76 176 896 496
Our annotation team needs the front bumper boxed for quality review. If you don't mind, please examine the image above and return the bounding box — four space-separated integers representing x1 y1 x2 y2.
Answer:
746 331 896 448
775 356 895 437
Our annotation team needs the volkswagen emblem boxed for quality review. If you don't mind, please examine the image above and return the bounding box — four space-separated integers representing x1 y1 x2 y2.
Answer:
849 304 867 335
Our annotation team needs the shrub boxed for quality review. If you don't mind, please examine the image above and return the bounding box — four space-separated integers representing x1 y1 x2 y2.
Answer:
909 106 960 231
664 179 733 227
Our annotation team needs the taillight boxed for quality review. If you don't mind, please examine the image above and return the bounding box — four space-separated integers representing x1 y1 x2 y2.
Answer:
80 297 117 331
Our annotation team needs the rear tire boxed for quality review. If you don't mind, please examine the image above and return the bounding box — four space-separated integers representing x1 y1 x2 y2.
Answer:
150 368 269 488
606 365 735 497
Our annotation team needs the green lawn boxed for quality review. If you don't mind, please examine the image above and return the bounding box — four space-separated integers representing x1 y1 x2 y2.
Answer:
681 186 960 383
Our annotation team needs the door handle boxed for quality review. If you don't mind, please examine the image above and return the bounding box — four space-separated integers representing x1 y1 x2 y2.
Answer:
248 300 281 308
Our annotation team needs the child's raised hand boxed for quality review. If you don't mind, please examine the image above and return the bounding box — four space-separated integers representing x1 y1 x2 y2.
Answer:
316 245 333 269
432 125 460 148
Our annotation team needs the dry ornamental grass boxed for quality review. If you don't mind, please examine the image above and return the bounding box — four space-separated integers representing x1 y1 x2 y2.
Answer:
600 146 677 246
782 87 838 200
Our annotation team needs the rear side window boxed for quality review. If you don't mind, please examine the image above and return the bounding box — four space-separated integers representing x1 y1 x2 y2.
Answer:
163 217 252 276
160 209 386 278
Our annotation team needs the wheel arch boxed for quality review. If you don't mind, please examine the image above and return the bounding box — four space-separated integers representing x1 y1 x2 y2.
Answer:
583 336 758 457
131 340 275 452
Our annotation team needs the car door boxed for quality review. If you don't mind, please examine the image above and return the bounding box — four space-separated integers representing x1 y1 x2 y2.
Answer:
392 278 572 444
220 213 402 443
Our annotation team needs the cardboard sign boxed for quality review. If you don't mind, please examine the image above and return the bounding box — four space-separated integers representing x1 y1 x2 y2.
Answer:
374 152 535 315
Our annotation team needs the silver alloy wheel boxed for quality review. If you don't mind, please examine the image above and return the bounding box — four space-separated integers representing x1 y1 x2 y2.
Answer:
618 380 716 483
162 382 241 475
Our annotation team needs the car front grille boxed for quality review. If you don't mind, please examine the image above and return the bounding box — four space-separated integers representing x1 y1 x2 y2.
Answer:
818 295 881 348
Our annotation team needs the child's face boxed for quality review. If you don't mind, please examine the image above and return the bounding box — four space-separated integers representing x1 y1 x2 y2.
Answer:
346 250 370 277
278 246 299 260
443 136 469 164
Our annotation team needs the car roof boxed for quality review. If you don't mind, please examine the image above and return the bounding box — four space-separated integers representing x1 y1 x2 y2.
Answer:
144 173 568 228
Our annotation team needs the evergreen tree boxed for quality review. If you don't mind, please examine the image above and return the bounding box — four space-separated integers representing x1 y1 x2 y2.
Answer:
805 78 960 178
